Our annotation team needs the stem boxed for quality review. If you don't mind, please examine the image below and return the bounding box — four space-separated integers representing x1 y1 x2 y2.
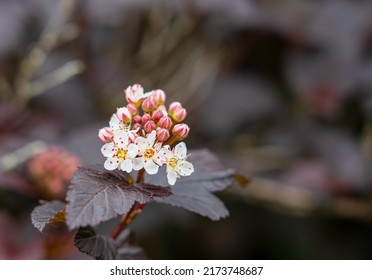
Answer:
136 168 145 183
164 135 178 146
111 206 142 240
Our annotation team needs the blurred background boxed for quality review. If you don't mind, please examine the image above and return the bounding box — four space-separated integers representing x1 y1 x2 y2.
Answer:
1 0 372 259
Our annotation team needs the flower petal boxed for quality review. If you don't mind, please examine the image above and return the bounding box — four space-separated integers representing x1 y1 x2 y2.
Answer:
144 159 159 175
101 142 115 157
176 161 194 176
160 146 172 158
174 142 187 159
104 158 119 170
132 157 144 171
167 169 178 186
147 130 156 146
114 130 129 147
127 143 138 158
120 159 133 173
109 114 122 130
136 137 148 152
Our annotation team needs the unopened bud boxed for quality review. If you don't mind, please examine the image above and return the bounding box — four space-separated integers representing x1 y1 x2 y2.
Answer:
158 116 172 129
98 127 114 143
142 96 157 112
133 115 142 123
152 106 167 122
152 89 166 105
132 123 142 131
169 102 182 112
142 113 152 123
156 128 170 142
172 124 190 139
116 107 132 125
169 102 187 122
144 120 156 133
126 103 138 116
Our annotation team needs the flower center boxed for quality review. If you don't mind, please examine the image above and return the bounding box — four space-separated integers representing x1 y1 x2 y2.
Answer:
116 148 127 159
168 157 178 168
144 147 155 159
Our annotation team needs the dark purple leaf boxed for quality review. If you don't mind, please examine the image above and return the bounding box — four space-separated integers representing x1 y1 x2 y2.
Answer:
150 149 234 220
74 227 146 260
66 166 172 229
31 200 66 233
74 227 117 260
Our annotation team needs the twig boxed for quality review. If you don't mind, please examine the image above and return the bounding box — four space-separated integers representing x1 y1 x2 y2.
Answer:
25 60 85 98
0 141 47 172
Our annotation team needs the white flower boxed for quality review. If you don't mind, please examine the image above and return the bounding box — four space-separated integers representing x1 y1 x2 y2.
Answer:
101 131 138 172
133 131 165 175
109 113 126 131
160 142 194 185
125 84 151 104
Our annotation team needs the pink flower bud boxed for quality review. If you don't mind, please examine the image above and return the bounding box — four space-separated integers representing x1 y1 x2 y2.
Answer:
156 128 170 142
169 102 187 122
132 123 142 131
172 124 190 139
158 116 172 129
170 108 187 122
144 120 156 133
142 113 152 123
152 111 163 122
142 96 157 112
116 107 132 125
169 102 182 112
98 127 114 143
133 115 142 123
152 89 166 105
126 103 138 116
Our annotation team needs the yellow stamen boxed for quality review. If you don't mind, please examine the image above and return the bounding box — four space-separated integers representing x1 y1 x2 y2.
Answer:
168 157 178 168
116 149 127 159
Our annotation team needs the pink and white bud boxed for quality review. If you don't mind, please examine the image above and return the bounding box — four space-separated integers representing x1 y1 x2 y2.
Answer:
170 108 187 122
144 120 156 133
132 123 142 131
156 128 170 142
142 96 157 112
169 102 187 122
172 123 190 139
132 115 142 123
124 84 145 104
158 116 172 129
152 105 167 122
142 113 152 124
126 103 138 116
152 89 166 105
116 107 132 125
169 102 182 112
98 127 114 143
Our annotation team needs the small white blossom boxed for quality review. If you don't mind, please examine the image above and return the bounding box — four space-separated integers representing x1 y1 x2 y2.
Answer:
133 131 165 174
101 131 138 172
125 84 151 104
109 113 126 131
160 142 194 185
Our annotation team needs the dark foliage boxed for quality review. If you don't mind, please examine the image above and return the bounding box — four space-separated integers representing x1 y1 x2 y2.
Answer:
66 166 172 229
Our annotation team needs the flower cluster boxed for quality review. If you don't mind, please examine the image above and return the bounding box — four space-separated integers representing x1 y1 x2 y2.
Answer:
28 147 81 198
98 84 194 185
